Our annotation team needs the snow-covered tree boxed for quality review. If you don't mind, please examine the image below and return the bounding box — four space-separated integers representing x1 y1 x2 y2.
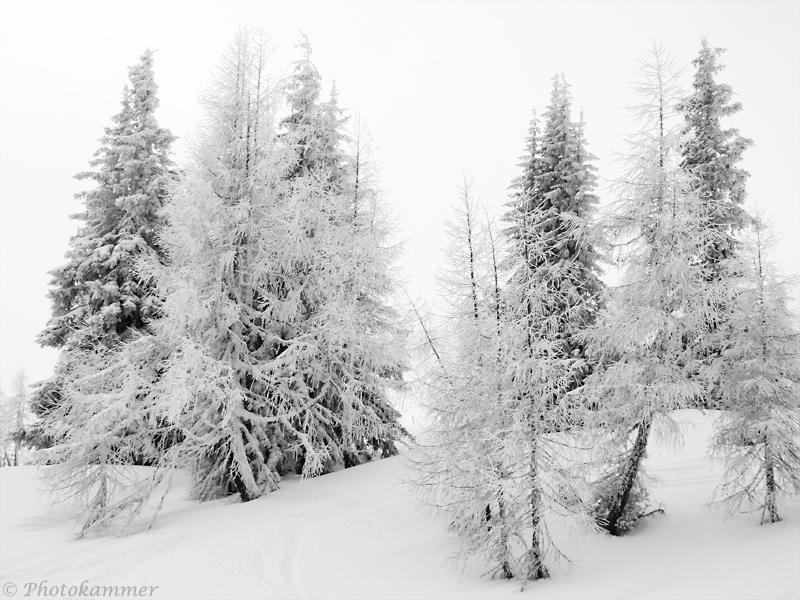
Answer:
34 28 406 537
281 36 349 190
37 336 174 537
582 45 724 535
412 179 516 579
39 48 174 349
147 28 407 503
505 76 604 425
707 216 800 524
1 371 29 466
415 74 603 584
677 39 754 411
677 39 753 274
490 213 595 581
29 49 174 449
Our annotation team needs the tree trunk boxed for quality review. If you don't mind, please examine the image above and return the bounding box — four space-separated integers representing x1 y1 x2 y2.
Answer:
763 437 780 524
497 496 514 579
527 442 550 581
603 417 652 536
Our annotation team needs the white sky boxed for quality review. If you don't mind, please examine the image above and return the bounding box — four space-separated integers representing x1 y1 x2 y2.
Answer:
1 0 798 393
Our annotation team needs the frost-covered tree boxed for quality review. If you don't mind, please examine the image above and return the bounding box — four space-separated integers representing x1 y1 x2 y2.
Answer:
582 45 725 535
494 207 597 581
36 336 174 537
707 217 800 524
29 49 174 449
677 39 753 274
415 75 603 583
39 48 174 349
34 29 406 537
677 40 754 411
148 28 407 503
1 371 29 466
412 179 516 579
474 77 604 578
505 76 604 424
281 36 349 190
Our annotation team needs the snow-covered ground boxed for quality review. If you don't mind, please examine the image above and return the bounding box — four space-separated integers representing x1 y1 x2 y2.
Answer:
1 410 798 600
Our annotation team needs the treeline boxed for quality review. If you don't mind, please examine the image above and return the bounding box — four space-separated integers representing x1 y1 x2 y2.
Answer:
15 26 800 584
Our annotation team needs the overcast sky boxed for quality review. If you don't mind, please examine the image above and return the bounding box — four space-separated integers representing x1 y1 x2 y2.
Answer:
1 0 798 393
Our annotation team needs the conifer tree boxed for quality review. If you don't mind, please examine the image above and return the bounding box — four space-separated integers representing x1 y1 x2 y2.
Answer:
707 217 800 524
677 40 754 411
37 335 173 537
582 45 725 535
278 35 404 469
39 49 174 349
677 39 753 274
412 180 516 579
506 76 603 426
495 76 604 574
281 36 348 189
29 49 174 449
1 371 29 466
148 28 406 503
35 29 407 536
415 74 603 584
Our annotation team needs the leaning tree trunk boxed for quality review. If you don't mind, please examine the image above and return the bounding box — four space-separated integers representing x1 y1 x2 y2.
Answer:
603 416 652 536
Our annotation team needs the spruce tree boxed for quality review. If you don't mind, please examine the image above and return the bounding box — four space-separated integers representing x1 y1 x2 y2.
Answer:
29 49 174 449
277 35 405 470
677 39 753 274
505 75 604 429
280 36 348 189
677 40 754 412
494 76 603 576
39 49 174 349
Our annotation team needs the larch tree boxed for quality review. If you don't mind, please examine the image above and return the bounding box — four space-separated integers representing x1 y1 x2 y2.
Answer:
148 28 407 504
277 35 406 469
29 49 174 450
1 370 29 467
582 45 727 535
37 335 173 537
412 179 516 579
706 216 800 524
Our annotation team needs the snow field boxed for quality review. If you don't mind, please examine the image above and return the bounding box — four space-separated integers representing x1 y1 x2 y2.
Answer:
1 410 798 600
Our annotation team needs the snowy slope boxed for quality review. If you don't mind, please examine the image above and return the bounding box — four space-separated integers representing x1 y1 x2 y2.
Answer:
1 410 798 600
